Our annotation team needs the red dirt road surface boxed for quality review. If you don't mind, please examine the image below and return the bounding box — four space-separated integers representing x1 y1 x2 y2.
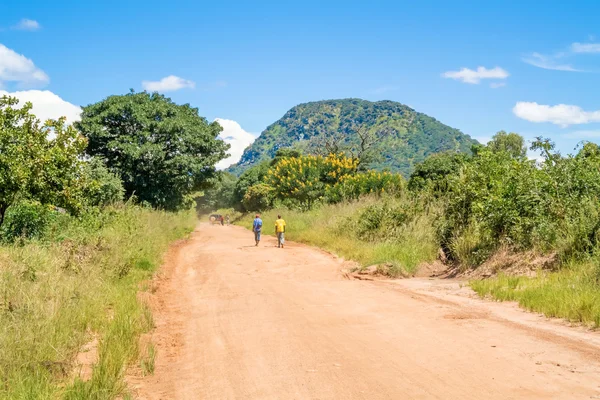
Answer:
128 223 600 399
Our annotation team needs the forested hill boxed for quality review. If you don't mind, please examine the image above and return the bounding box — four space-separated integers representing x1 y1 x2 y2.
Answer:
227 98 478 176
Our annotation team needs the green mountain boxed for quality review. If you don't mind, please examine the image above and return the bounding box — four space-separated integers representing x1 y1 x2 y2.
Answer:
228 98 478 177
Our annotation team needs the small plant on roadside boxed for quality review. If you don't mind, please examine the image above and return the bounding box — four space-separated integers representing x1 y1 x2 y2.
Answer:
140 344 156 377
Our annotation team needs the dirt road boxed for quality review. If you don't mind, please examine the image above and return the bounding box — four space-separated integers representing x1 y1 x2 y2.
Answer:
129 223 600 399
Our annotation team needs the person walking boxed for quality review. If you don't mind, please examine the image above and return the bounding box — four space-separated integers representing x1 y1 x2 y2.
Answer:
253 214 263 246
275 215 286 248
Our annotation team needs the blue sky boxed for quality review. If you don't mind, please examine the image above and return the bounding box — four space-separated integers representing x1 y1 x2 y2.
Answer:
2 0 600 166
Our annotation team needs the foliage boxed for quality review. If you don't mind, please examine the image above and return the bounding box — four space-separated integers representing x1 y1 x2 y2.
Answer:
0 205 196 398
407 152 468 192
75 91 229 211
0 201 57 242
233 161 271 206
196 172 237 212
325 170 404 203
264 153 358 208
270 148 302 166
81 157 125 208
228 98 477 177
487 130 527 159
0 96 87 226
242 183 275 211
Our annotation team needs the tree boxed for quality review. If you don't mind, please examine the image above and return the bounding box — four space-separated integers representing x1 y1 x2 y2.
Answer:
270 148 302 166
0 96 87 226
408 152 468 192
487 131 527 159
233 161 271 205
350 126 385 169
196 172 237 212
80 157 125 207
242 183 274 211
576 142 600 159
75 91 229 211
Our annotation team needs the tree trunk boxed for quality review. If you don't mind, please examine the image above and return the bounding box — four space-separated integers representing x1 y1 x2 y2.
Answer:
0 203 7 227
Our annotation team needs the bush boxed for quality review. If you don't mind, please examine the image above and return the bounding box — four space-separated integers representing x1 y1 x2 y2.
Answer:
0 201 56 243
81 157 125 207
265 153 358 208
326 171 404 203
233 161 271 205
242 183 274 211
408 152 467 193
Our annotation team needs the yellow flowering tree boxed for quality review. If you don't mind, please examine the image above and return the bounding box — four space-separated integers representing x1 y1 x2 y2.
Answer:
325 170 405 202
265 153 358 207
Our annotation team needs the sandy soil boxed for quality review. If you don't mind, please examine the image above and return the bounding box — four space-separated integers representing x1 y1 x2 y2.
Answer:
127 223 600 399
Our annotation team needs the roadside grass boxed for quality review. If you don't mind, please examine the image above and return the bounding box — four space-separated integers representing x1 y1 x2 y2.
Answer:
0 205 196 399
470 261 600 327
227 196 438 276
140 343 156 377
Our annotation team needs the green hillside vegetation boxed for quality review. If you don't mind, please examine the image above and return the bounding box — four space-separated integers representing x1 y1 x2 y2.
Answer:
210 130 600 327
227 99 478 177
0 92 226 398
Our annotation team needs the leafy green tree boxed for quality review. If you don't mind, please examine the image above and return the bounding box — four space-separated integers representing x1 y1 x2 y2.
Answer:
408 152 468 192
576 142 600 159
233 161 271 205
75 91 229 211
487 131 527 159
242 183 274 211
0 96 87 226
196 172 237 212
81 157 125 207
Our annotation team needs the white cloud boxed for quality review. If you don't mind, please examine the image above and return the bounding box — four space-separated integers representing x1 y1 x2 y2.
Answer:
0 90 81 123
522 52 579 72
442 66 509 84
571 42 600 54
513 101 600 127
214 118 256 170
14 19 40 31
0 44 49 87
490 82 506 89
142 75 195 92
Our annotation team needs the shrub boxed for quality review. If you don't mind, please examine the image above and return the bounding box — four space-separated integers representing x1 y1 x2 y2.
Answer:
0 201 57 243
242 183 274 211
81 157 125 207
408 152 468 193
233 161 271 204
326 171 404 203
265 153 358 208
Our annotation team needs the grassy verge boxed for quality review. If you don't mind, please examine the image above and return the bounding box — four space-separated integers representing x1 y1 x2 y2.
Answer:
0 205 196 399
471 261 600 327
226 196 438 276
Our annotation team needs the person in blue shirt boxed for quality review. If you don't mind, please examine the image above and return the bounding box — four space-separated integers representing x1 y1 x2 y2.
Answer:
252 214 263 246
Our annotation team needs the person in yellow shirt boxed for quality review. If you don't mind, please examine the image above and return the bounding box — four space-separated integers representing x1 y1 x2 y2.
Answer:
275 215 286 248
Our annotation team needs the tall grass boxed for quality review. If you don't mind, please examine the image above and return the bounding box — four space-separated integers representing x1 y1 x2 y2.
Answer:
0 205 196 399
230 195 439 276
471 261 600 327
